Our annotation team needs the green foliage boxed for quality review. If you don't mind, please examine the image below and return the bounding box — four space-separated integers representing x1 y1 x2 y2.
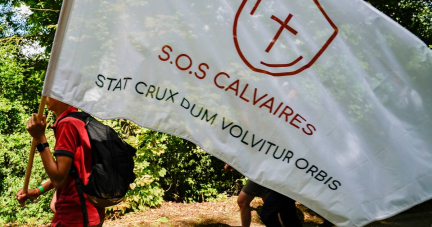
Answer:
104 120 166 215
0 42 60 224
367 0 432 46
0 40 54 224
0 41 45 134
0 122 56 225
0 43 27 134
0 0 61 53
158 136 244 203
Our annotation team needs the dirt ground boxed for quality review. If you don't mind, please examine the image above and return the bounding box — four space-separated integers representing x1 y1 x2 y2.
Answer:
103 197 432 227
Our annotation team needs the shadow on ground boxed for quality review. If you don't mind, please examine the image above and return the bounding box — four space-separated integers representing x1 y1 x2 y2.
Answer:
193 224 232 227
179 219 233 227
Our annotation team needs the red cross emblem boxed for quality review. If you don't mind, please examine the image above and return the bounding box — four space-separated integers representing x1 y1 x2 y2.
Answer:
233 0 339 77
266 14 297 53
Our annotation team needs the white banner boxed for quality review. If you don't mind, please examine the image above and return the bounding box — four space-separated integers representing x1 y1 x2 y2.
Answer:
43 0 432 226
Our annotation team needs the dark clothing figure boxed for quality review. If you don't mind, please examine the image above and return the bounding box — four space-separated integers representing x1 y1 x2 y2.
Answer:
261 190 302 227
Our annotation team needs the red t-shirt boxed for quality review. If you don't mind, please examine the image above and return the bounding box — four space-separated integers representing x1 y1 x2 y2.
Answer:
51 107 105 226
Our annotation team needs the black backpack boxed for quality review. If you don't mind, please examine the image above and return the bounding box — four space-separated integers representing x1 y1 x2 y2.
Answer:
58 112 136 226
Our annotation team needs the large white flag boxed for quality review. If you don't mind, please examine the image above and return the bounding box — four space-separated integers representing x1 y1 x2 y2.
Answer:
43 0 432 226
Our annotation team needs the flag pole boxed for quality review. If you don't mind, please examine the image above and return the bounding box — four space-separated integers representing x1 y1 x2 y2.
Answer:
23 96 47 194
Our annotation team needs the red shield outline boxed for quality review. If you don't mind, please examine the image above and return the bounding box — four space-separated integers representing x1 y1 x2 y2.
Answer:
233 0 339 77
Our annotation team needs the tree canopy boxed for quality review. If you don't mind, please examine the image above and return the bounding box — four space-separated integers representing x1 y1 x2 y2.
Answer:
368 0 431 46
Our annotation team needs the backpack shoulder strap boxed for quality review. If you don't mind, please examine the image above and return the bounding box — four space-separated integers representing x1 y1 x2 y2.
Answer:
70 164 90 227
57 111 91 125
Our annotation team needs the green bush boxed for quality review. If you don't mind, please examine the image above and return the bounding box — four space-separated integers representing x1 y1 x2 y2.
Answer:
158 135 244 203
0 41 54 225
0 126 55 225
0 42 45 131
104 120 166 215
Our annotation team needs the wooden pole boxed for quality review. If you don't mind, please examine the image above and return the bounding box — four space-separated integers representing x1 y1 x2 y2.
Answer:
23 96 47 194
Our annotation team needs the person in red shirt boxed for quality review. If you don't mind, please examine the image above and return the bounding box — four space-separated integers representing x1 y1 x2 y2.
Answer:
16 97 105 227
